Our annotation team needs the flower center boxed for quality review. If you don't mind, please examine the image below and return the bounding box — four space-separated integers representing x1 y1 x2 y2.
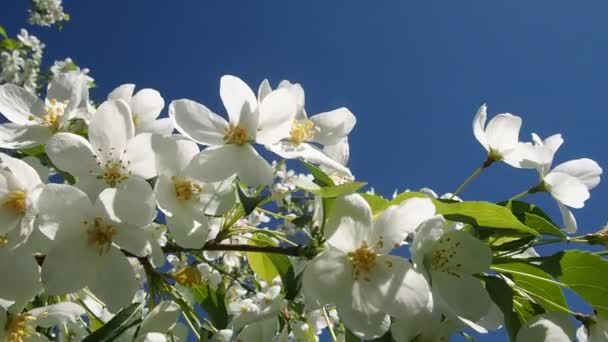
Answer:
224 123 250 145
132 114 139 128
6 313 36 342
430 235 462 278
2 190 27 214
173 266 202 287
289 120 318 144
348 242 377 281
172 177 203 202
27 98 69 133
86 217 117 256
0 234 8 246
91 149 132 187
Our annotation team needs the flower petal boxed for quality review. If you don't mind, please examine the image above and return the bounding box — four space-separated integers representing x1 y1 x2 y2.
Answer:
96 177 156 228
472 104 488 150
0 84 46 124
302 249 352 307
310 107 356 146
256 88 298 145
433 272 492 325
0 122 52 149
557 202 578 234
515 312 576 342
37 184 92 240
29 302 85 327
124 133 164 179
323 137 350 166
373 197 435 254
42 234 95 295
46 71 88 114
257 79 272 103
545 171 590 209
325 194 373 253
267 141 352 176
0 152 41 190
410 215 447 269
169 99 228 146
485 113 521 153
131 88 164 123
552 158 602 190
138 301 180 336
197 178 236 216
220 75 257 125
89 247 139 312
167 214 211 249
88 100 134 159
113 226 154 258
108 84 135 101
339 309 391 340
0 246 42 307
137 117 174 136
45 132 99 177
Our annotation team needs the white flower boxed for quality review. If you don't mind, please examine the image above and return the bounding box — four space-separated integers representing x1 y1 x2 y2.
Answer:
170 75 298 186
303 194 434 340
209 329 234 342
577 314 608 342
45 99 163 198
0 153 42 245
515 312 576 342
0 302 84 342
37 182 157 311
0 71 90 149
264 80 355 176
237 317 278 342
108 84 174 136
472 104 535 168
527 133 602 233
411 215 494 332
154 135 234 248
28 0 68 27
128 301 188 342
0 243 43 312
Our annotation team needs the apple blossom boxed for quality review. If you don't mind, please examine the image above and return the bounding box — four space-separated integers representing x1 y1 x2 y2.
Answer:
0 302 84 342
577 314 608 342
515 312 576 342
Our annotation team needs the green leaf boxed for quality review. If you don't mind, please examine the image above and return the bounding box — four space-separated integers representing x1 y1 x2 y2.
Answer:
300 160 335 187
492 260 568 314
181 283 229 329
0 25 8 39
18 145 45 157
501 200 566 238
540 250 608 317
82 303 142 342
236 182 266 216
484 275 522 340
390 192 540 236
344 327 361 342
310 181 367 198
359 192 389 214
246 235 298 299
291 215 312 228
0 38 19 50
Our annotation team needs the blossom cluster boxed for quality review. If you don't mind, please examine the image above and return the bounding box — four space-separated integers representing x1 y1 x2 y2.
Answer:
28 0 69 27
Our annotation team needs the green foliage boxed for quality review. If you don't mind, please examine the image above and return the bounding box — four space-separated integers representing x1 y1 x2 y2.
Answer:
310 181 367 198
484 276 521 341
0 25 7 39
190 284 230 329
501 200 567 238
236 182 267 215
360 192 390 214
300 160 335 187
540 250 608 318
82 303 142 342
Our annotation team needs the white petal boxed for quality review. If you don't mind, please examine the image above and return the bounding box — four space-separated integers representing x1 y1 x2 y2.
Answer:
131 88 164 123
137 118 174 136
124 133 163 179
197 178 236 216
154 173 180 217
323 137 350 166
433 272 492 324
515 312 576 342
0 153 41 190
302 249 353 307
339 309 391 340
108 84 135 101
45 132 99 177
96 177 156 227
149 135 199 176
113 226 153 257
47 71 87 114
256 88 298 145
545 171 590 209
29 302 85 327
504 142 547 169
184 144 273 187
557 202 578 234
472 104 488 150
410 215 446 269
42 234 95 295
310 107 356 146
444 229 492 274
88 100 134 159
0 123 52 149
169 99 228 146
325 194 373 253
373 197 435 254
0 246 42 307
37 184 92 240
219 75 257 125
267 141 352 176
485 113 522 153
0 84 46 124
138 301 180 336
89 247 138 312
552 158 602 190
257 79 272 103
21 156 49 182
166 214 211 249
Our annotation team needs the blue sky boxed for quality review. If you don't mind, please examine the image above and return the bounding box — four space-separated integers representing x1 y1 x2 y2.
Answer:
4 1 608 341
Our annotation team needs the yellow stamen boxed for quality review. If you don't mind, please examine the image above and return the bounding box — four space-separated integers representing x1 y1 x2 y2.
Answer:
289 120 318 144
171 177 202 202
223 123 250 145
173 266 202 287
349 242 377 281
2 190 27 214
43 98 69 133
87 217 117 256
6 313 36 342
0 234 8 245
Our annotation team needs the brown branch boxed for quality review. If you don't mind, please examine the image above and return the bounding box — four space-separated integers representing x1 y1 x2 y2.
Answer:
162 240 307 257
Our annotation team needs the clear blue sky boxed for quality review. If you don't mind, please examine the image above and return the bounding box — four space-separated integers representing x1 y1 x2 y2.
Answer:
4 1 608 341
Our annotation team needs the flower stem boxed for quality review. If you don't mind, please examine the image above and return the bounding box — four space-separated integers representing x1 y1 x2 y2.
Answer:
322 307 338 342
450 162 488 199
